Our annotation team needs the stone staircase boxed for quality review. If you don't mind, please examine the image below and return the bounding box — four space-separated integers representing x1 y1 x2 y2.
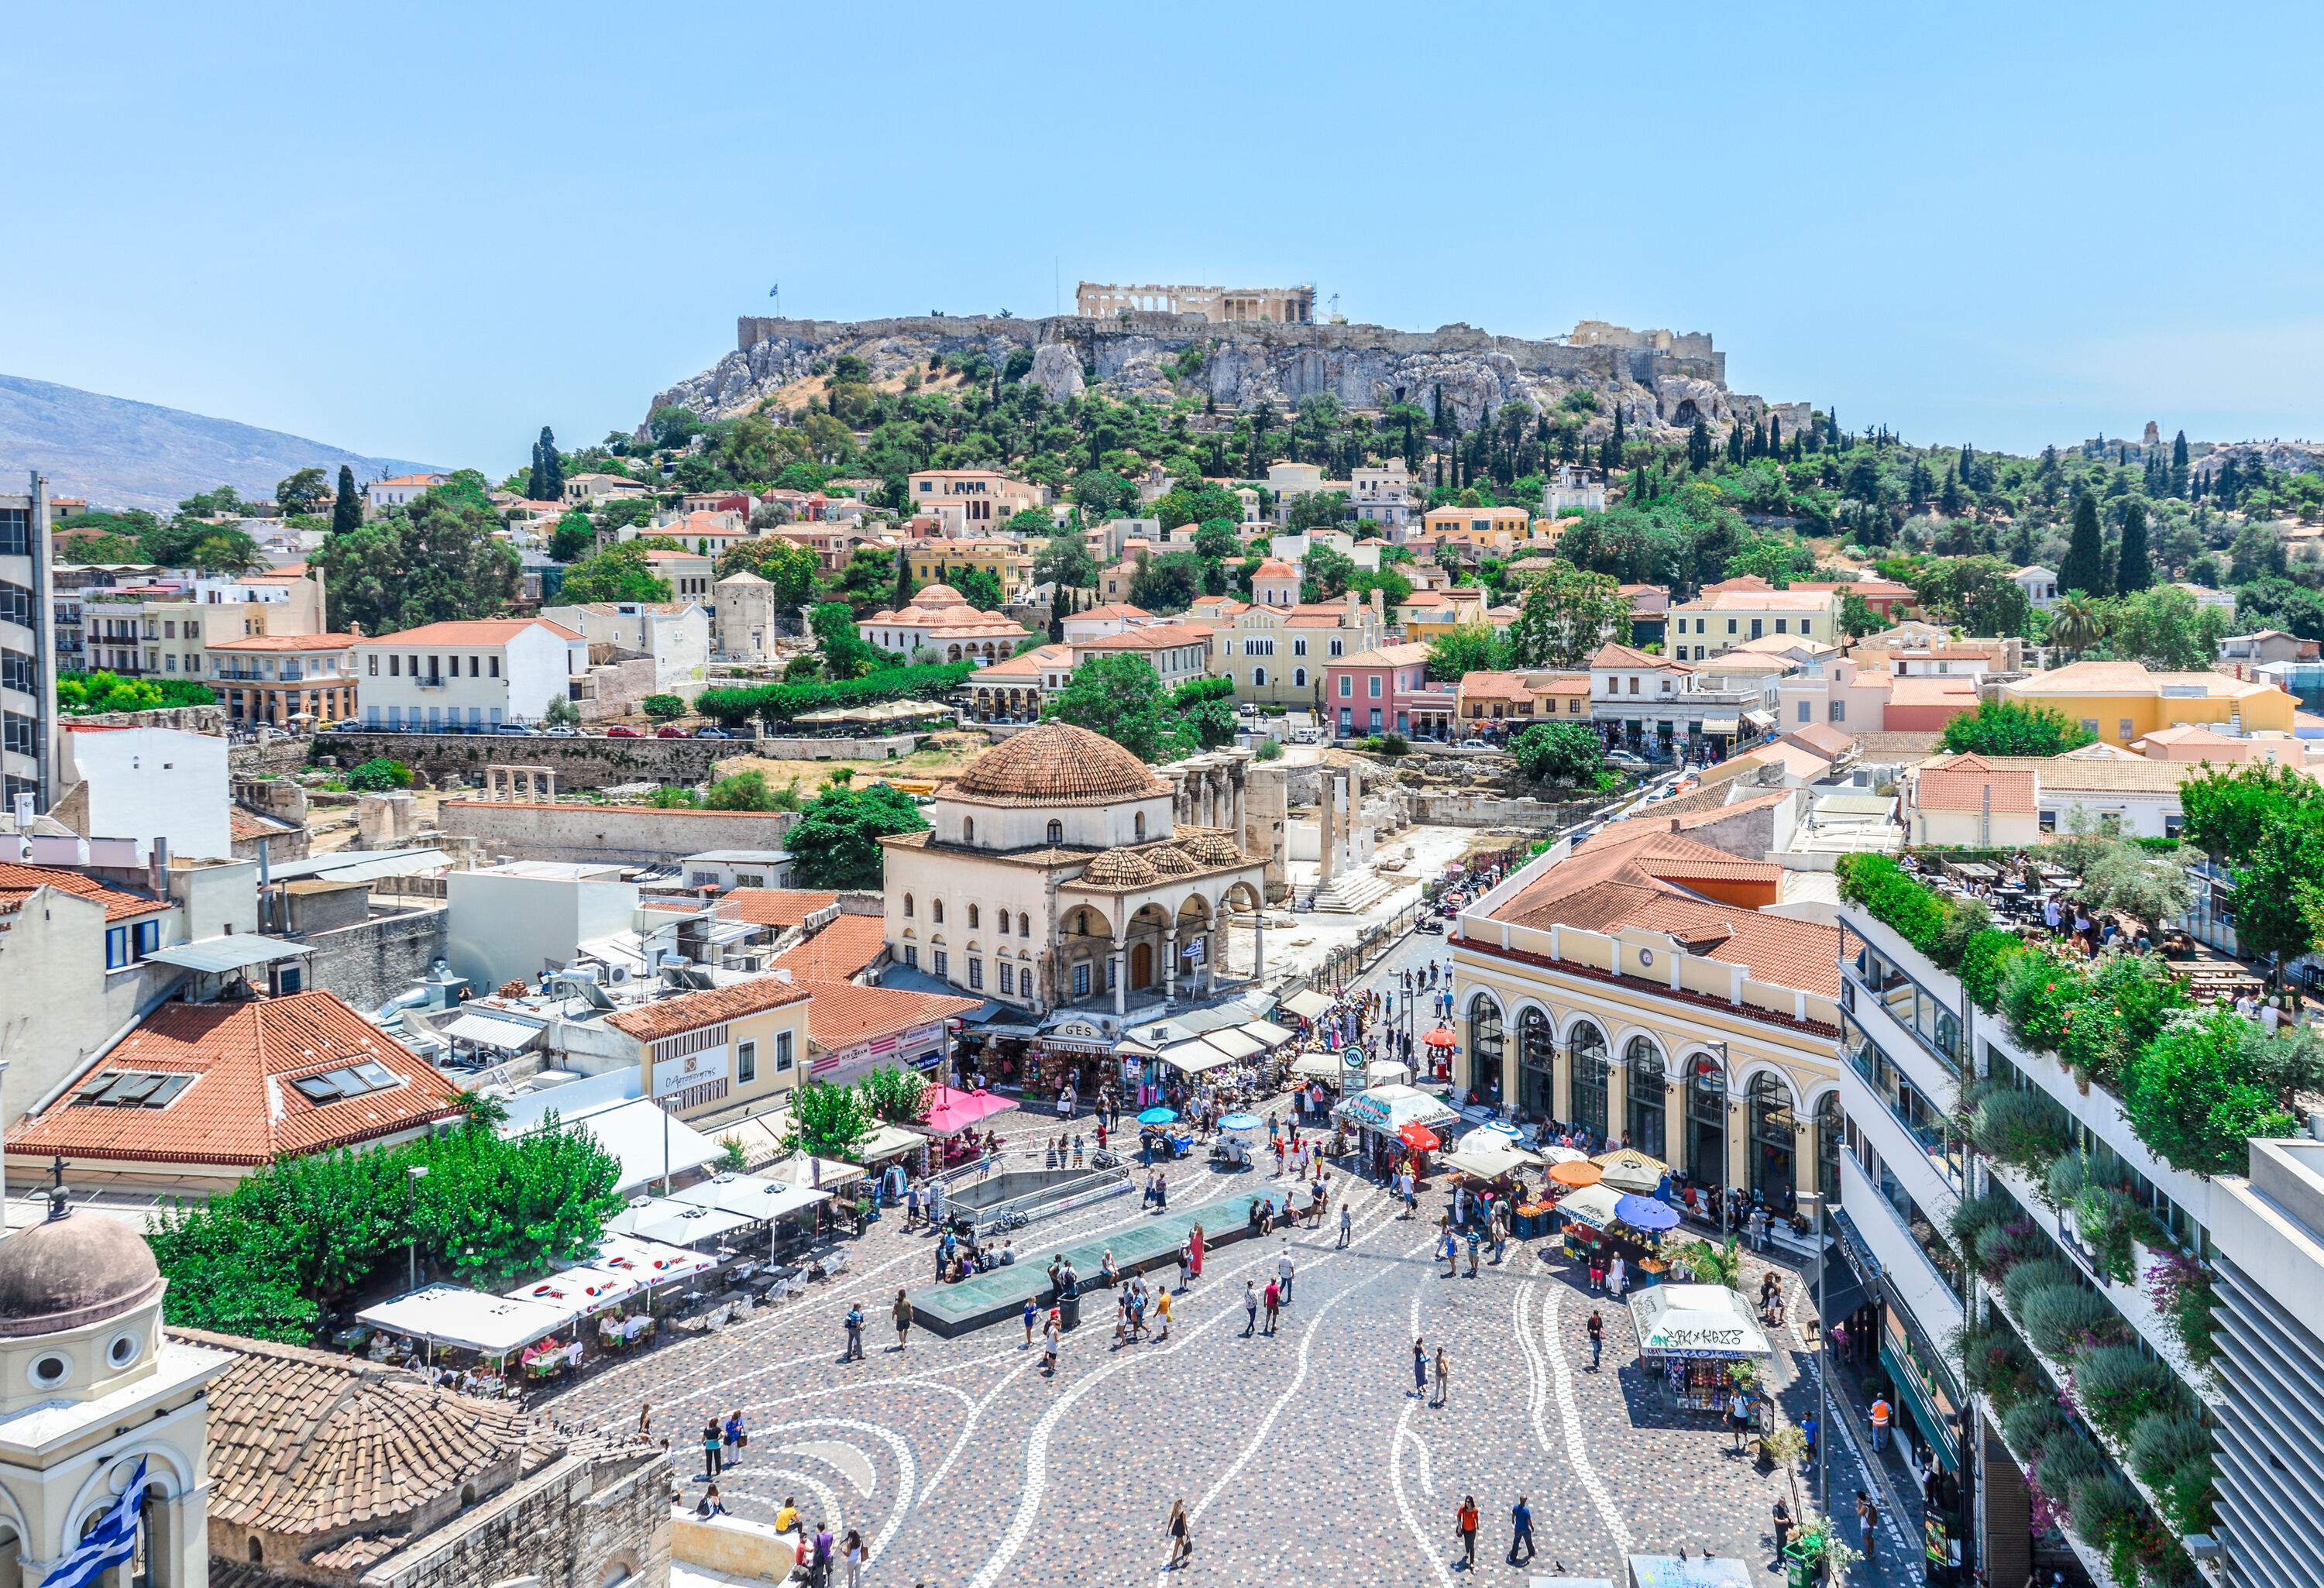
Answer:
1307 868 1397 914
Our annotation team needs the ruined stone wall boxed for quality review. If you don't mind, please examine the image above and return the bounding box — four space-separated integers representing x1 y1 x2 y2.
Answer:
312 730 734 789
302 904 449 1010
438 799 798 867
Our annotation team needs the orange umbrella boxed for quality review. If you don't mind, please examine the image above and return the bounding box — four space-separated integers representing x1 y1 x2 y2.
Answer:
1549 1159 1604 1188
1422 1026 1458 1050
1398 1122 1441 1153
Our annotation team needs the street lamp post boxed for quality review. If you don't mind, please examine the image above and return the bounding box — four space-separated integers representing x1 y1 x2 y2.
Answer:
405 1164 430 1291
1801 1188 1831 1514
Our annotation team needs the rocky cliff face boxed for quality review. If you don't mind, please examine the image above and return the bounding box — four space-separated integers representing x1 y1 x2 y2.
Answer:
645 312 1801 442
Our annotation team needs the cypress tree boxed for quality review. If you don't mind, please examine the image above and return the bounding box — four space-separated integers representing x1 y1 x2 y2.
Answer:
536 426 564 501
2060 490 2106 596
1768 415 1782 456
893 549 913 610
331 465 362 534
2117 498 2153 593
1432 385 1446 437
1687 417 1712 470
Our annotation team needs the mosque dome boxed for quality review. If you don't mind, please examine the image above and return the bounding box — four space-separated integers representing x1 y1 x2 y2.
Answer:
949 722 1167 805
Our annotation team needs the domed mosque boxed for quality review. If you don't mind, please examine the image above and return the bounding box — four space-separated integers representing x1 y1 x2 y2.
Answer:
879 722 1280 1091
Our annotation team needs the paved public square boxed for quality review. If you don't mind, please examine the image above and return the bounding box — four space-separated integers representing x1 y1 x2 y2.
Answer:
545 1129 1913 1587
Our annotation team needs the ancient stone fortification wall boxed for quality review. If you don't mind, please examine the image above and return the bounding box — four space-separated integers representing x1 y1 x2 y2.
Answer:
312 731 734 789
304 905 449 1010
438 799 799 866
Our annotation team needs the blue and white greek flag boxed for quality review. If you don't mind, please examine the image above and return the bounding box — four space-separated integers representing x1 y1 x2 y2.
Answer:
43 1458 146 1588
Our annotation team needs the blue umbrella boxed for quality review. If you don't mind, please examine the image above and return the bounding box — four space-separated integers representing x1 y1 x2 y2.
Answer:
1136 1106 1179 1126
1614 1194 1679 1231
1218 1112 1264 1133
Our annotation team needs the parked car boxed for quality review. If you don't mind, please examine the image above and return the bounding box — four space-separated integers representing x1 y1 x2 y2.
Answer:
493 723 538 736
1607 751 1653 772
541 726 580 737
693 726 734 739
604 725 643 738
656 726 689 738
332 718 363 732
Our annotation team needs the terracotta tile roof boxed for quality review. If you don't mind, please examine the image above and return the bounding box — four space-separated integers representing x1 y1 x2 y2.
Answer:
1459 671 1531 701
1782 724 1858 759
1913 754 2038 814
1674 589 1837 613
356 619 581 647
770 915 888 981
713 889 838 928
179 1325 545 1538
1853 730 1945 759
1339 642 1434 668
946 722 1169 805
796 978 981 1053
1888 676 1980 706
1705 576 1775 593
2008 661 2276 699
229 809 298 842
208 633 361 652
6 992 464 1166
1078 623 1215 651
1071 603 1152 621
0 863 171 923
972 643 1070 681
1590 642 1689 672
440 800 795 821
1253 561 1298 579
602 975 811 1042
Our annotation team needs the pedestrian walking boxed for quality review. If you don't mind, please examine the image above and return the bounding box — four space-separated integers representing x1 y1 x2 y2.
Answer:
637 1402 651 1439
1339 1200 1354 1246
1855 1491 1879 1562
1509 1496 1537 1564
1869 1392 1893 1451
1277 1243 1296 1303
1177 1239 1191 1291
1412 1335 1428 1396
1588 1256 1604 1293
1587 1308 1604 1370
904 1181 921 1229
1456 1495 1479 1569
723 1409 746 1468
1190 1222 1205 1280
892 1288 913 1353
1433 1346 1450 1407
841 1529 867 1588
1262 1278 1281 1335
700 1419 722 1479
1021 1297 1039 1349
1771 1497 1794 1561
810 1524 834 1588
844 1303 865 1361
1156 1285 1173 1341
1465 1225 1481 1277
1729 1384 1753 1452
1800 1409 1819 1463
1165 1498 1193 1569
1244 1280 1260 1337
1442 1228 1459 1277
1608 1253 1626 1298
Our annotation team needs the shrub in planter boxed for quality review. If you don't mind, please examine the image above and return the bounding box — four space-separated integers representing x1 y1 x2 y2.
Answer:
2044 1151 2088 1212
2001 1397 2069 1458
2036 1430 2107 1498
2072 1184 2160 1286
2073 1342 2181 1445
1948 1188 2020 1262
1958 1321 2045 1410
1999 947 2091 1059
2128 1409 2216 1535
2003 1257 2084 1317
1835 854 1951 952
2067 1472 2141 1554
1972 1090 2075 1175
2016 1278 2121 1358
2119 1008 2298 1178
2144 1251 2219 1367
1976 1218 2048 1278
1959 927 2029 1010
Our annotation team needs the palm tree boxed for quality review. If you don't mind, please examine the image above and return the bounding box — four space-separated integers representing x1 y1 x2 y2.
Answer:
2050 595 2102 660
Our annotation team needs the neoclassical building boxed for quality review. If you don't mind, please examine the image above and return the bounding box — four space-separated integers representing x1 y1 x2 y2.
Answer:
880 724 1274 1016
1450 816 1844 1205
855 582 1030 663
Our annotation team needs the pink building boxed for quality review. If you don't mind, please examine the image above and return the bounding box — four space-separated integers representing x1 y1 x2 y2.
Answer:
1325 641 1456 740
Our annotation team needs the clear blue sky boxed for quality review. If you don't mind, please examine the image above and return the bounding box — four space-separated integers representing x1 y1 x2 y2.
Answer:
6 2 2319 474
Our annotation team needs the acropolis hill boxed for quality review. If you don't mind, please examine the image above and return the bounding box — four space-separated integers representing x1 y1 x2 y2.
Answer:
648 288 1807 440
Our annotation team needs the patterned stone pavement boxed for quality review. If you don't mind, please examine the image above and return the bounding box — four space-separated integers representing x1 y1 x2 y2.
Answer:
543 1132 1904 1587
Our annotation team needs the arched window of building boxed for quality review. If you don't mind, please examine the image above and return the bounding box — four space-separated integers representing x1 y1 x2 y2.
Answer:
963 816 975 844
1686 1055 1728 1186
1294 667 1307 687
1019 913 1031 937
1815 1091 1844 1201
1750 1073 1798 1203
1135 812 1147 841
1569 1022 1609 1139
902 895 914 918
1518 1009 1554 1121
1624 1036 1666 1160
1253 665 1267 686
932 899 944 923
968 904 979 929
1466 996 1504 1098
1047 820 1064 845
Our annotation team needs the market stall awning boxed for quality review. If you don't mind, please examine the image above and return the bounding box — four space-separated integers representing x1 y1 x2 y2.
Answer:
1157 1037 1239 1074
1552 1183 1627 1229
855 1123 925 1162
356 1284 569 1356
541 1098 724 1195
442 1009 545 1051
1701 717 1741 735
1629 1284 1773 1359
1335 1084 1458 1133
1242 1019 1297 1047
668 1172 832 1222
1289 1050 1350 1080
604 1197 758 1246
1439 1139 1540 1180
1279 988 1333 1021
759 1153 865 1190
1202 1028 1267 1060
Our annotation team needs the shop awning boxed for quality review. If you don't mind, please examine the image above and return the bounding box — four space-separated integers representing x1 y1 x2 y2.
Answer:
1204 1028 1267 1060
856 1124 925 1162
1701 717 1741 735
588 1231 721 1282
357 1284 569 1356
1629 1283 1773 1359
544 1099 724 1194
505 1264 643 1324
1279 988 1333 1021
1335 1084 1457 1133
668 1173 832 1222
1552 1183 1628 1229
1289 1050 1351 1080
604 1197 758 1246
1243 1019 1296 1047
1742 709 1776 729
1157 1037 1239 1074
760 1153 865 1190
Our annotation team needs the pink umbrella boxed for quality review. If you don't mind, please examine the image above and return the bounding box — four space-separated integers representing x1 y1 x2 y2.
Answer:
921 1084 1017 1134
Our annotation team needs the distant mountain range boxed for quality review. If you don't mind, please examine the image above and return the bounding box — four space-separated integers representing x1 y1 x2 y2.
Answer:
0 374 443 514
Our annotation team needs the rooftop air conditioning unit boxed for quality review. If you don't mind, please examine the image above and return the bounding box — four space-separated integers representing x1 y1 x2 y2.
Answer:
603 963 632 985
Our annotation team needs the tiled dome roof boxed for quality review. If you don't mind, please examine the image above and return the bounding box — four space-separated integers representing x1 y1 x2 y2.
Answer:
1147 844 1198 876
951 722 1167 805
911 583 968 609
1181 831 1246 866
1081 847 1159 886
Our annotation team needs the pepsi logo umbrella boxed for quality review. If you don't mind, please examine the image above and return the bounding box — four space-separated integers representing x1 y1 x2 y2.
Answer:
1614 1193 1680 1231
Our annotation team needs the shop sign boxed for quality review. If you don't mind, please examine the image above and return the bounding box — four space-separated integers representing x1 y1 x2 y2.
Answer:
652 1047 728 1099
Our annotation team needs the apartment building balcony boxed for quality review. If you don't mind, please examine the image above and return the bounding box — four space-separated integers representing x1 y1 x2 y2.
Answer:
414 675 449 689
1838 1147 1965 1341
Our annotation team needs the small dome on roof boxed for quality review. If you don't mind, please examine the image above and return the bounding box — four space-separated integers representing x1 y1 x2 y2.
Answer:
911 583 968 609
1081 847 1160 886
950 722 1167 805
0 1208 163 1338
1181 831 1246 866
1146 845 1198 876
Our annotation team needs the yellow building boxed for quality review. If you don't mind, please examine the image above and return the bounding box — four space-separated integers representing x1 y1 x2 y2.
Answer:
906 538 1033 594
1999 660 2298 745
1450 818 1842 1196
1665 579 1842 660
1421 504 1533 541
1213 591 1386 708
1455 669 1591 729
603 974 816 1128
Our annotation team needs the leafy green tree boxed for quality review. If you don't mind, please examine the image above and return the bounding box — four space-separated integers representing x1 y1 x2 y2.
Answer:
1171 677 1239 751
785 1080 873 1160
1909 555 2037 637
346 758 414 792
311 479 521 635
2049 595 2104 659
332 466 363 534
1510 721 1616 789
1153 482 1242 531
648 404 703 449
704 771 799 811
1837 591 1892 640
787 783 930 889
951 565 1006 611
1426 621 1507 682
2060 490 2106 597
57 670 215 714
1126 551 1205 614
1284 490 1351 534
528 425 565 502
2120 1010 2299 1177
558 541 674 603
274 467 329 517
1033 534 1099 591
541 695 581 727
642 694 686 721
810 601 885 680
1347 567 1413 608
1937 700 2097 757
1046 652 1179 760
1299 545 1357 602
1505 560 1628 668
58 531 145 564
831 547 899 611
2116 499 2154 593
716 537 820 617
861 1066 930 1126
546 511 595 562
2093 586 2228 671
1072 469 1134 520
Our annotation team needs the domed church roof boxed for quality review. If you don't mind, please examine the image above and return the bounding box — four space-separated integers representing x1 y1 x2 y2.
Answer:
0 1206 164 1338
948 722 1169 806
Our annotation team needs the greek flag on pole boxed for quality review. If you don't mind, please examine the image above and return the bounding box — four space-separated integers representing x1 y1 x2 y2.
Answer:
43 1458 146 1588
